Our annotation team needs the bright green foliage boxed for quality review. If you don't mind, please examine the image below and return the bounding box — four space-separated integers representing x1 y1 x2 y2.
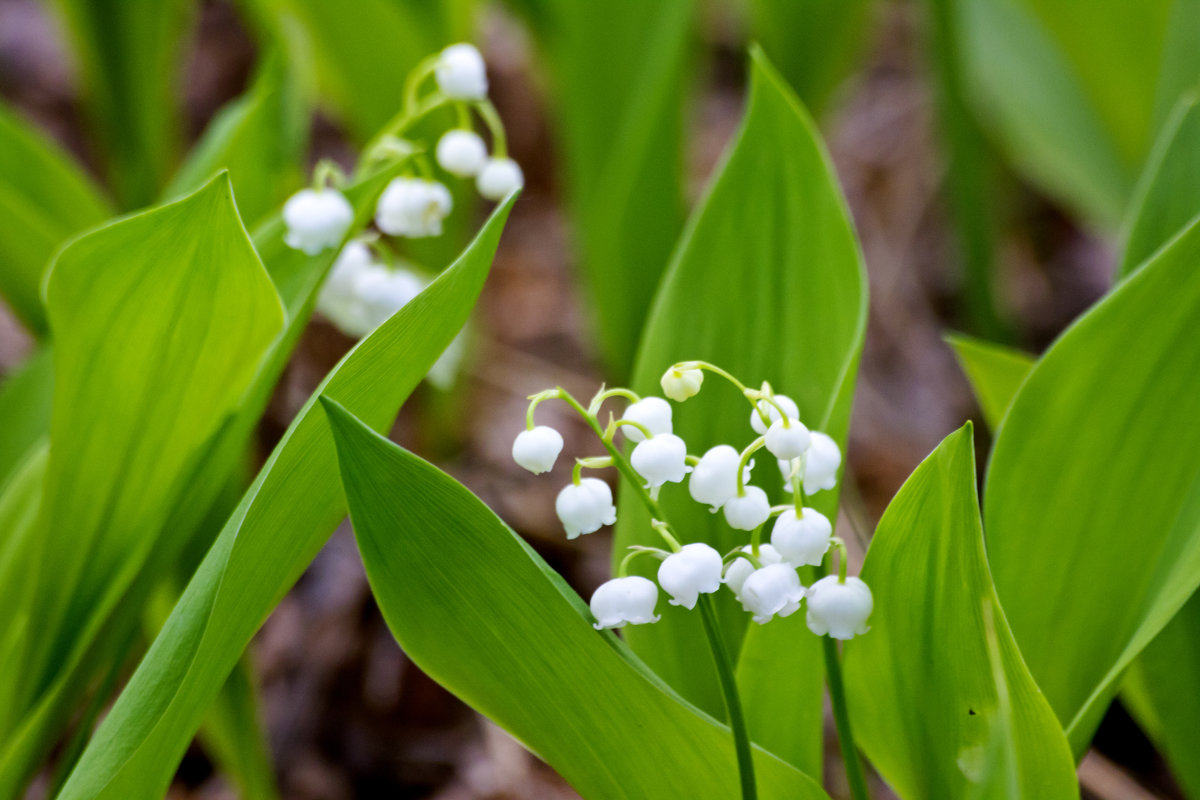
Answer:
51 0 194 207
1120 93 1200 278
614 48 867 762
322 398 830 800
984 213 1200 754
844 425 1077 799
164 51 307 227
945 334 1034 430
56 195 514 800
749 0 874 115
0 104 113 332
0 349 53 491
522 0 691 378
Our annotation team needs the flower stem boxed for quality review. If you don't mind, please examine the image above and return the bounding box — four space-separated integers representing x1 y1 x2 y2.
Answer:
698 595 757 800
823 637 871 800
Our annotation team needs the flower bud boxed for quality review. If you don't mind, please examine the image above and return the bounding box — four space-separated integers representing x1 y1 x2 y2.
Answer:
723 485 770 531
657 543 723 610
591 576 660 630
630 433 690 488
476 157 524 200
555 478 617 539
688 445 746 512
376 178 453 238
436 129 488 177
740 564 806 624
805 575 872 639
749 394 800 435
661 366 703 401
283 188 353 255
765 417 811 460
803 432 842 495
435 43 488 100
512 426 564 474
620 397 672 443
770 507 832 567
723 544 782 601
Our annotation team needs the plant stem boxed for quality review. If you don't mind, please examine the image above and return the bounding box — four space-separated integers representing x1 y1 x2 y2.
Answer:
823 637 871 800
698 595 757 800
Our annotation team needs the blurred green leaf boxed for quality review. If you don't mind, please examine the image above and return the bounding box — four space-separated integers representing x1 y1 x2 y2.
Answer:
614 48 867 776
523 0 691 377
0 104 112 332
945 334 1034 430
322 397 829 800
56 194 515 800
51 0 194 207
164 51 307 227
1119 92 1200 278
0 348 53 492
984 213 1200 754
844 425 1077 799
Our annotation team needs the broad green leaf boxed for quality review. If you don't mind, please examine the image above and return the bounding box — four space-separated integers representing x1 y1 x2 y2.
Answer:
164 51 307 227
57 195 515 800
749 0 873 115
51 0 194 207
0 104 112 332
323 398 829 800
614 49 867 776
0 348 53 491
844 425 1077 799
945 334 1034 430
196 653 279 800
984 213 1200 754
1119 92 1200 278
524 0 691 377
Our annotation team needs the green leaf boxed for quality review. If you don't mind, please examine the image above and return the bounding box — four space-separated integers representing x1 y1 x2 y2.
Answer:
525 0 691 376
0 348 53 492
163 51 307 227
1119 92 1200 279
321 397 828 800
984 213 1200 754
57 194 515 800
51 0 194 207
945 334 1034 430
613 49 868 776
843 425 1077 799
0 104 113 332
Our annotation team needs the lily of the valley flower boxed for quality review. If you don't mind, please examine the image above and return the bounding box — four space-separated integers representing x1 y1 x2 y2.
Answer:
802 432 841 494
630 433 690 488
435 43 488 101
318 241 373 319
740 563 806 624
620 397 672 443
436 129 488 177
351 266 426 334
688 445 746 512
376 178 453 238
771 507 833 567
765 417 811 460
806 575 873 639
723 485 771 531
750 394 800 435
661 365 703 401
283 188 354 255
555 478 617 539
476 157 524 200
591 576 660 630
512 426 564 474
723 544 782 601
657 543 724 609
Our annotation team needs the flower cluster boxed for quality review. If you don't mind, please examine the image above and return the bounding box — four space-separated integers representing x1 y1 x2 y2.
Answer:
513 362 873 641
281 43 523 343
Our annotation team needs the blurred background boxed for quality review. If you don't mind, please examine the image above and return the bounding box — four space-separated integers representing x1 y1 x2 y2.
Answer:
0 0 1179 796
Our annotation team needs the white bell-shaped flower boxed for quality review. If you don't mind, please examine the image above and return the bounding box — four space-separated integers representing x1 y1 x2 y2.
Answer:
591 576 660 630
435 43 488 100
353 266 426 332
476 157 524 200
688 445 748 512
555 478 617 539
723 485 771 531
512 426 564 474
661 366 703 401
436 129 488 177
740 563 806 624
771 507 833 567
657 543 723 610
803 432 842 495
765 417 811 460
806 575 873 639
375 177 453 238
318 241 373 319
620 397 672 443
283 188 354 255
750 394 800 435
723 544 782 601
630 433 690 488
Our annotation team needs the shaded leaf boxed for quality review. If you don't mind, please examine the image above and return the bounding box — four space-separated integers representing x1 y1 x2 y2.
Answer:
0 348 53 492
945 334 1034 430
